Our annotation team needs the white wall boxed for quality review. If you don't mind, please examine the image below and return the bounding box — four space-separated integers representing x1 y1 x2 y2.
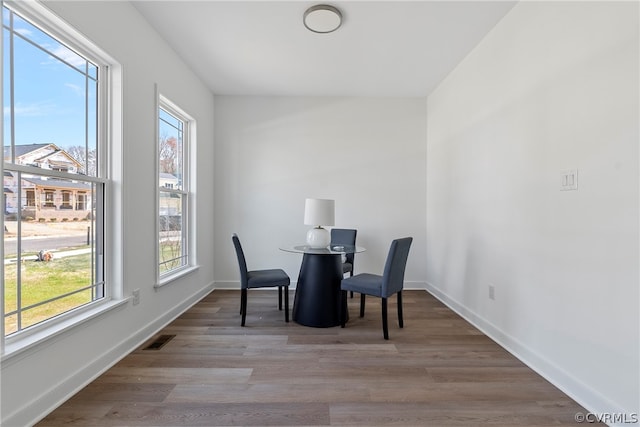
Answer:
214 97 427 288
426 1 639 421
1 2 215 426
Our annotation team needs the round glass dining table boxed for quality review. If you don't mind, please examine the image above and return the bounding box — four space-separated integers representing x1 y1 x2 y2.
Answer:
280 245 365 327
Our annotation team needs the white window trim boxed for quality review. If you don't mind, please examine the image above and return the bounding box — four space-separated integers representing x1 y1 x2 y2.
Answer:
1 0 124 358
155 88 198 287
1 0 5 353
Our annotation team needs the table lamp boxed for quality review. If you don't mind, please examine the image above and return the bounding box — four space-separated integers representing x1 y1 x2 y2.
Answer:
304 198 335 248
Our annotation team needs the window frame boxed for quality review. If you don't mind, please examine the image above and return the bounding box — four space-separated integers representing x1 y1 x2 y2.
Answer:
1 0 124 357
156 91 197 287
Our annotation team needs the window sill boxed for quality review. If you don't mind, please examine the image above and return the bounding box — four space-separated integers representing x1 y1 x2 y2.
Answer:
155 264 200 289
1 298 129 366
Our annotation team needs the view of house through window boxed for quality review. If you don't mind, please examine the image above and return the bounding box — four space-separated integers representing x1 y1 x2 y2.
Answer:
158 100 190 277
3 4 106 336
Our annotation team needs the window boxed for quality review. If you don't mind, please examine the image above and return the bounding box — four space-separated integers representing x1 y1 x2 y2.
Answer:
51 165 69 173
2 2 120 339
157 96 193 281
25 189 35 207
76 192 86 211
61 191 71 209
43 189 55 208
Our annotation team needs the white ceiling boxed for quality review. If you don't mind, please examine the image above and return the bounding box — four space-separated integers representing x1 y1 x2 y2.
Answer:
132 1 516 97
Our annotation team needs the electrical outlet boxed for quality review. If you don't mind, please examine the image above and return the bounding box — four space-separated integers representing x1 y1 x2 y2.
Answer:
489 285 495 301
132 289 140 306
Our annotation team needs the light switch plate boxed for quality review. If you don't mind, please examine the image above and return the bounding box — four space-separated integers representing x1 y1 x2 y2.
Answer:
560 169 578 191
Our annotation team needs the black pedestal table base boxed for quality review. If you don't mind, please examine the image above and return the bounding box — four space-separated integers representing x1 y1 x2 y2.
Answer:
292 253 347 327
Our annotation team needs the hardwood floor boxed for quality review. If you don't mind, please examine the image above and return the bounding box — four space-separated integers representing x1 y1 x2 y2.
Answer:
37 290 592 426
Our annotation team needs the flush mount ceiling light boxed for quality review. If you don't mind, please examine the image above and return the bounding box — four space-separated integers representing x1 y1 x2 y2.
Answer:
303 4 342 34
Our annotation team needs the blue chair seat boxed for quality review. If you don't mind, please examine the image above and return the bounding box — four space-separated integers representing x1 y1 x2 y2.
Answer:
247 269 290 288
341 273 382 296
342 262 353 274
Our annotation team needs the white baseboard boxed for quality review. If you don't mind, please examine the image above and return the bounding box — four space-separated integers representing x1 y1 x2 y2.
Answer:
424 282 633 427
213 280 254 290
7 283 214 427
213 280 427 291
404 281 428 290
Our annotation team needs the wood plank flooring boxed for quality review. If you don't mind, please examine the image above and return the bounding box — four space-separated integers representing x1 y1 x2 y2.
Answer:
36 290 593 426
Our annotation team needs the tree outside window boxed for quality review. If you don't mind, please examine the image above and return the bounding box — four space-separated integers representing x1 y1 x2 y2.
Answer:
157 99 193 280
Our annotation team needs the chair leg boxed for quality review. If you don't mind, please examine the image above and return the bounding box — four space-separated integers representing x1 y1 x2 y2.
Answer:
241 288 248 327
349 272 354 298
341 290 348 327
284 286 289 323
382 297 389 340
397 291 404 328
360 294 366 317
278 286 283 310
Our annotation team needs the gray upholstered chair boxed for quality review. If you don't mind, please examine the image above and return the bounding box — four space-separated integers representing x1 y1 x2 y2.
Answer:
330 228 357 297
232 233 290 326
340 237 413 339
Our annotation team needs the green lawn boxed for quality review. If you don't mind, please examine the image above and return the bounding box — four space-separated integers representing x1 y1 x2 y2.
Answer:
4 253 94 334
5 241 184 335
159 240 184 274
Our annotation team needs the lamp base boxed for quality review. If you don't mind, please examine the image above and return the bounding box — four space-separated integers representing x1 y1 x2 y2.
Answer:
306 227 330 249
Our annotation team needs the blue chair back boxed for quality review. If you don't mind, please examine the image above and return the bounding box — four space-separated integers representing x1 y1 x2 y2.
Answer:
232 233 249 289
331 228 357 264
381 237 413 297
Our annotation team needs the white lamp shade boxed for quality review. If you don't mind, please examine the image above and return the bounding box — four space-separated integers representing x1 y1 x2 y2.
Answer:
304 198 335 226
